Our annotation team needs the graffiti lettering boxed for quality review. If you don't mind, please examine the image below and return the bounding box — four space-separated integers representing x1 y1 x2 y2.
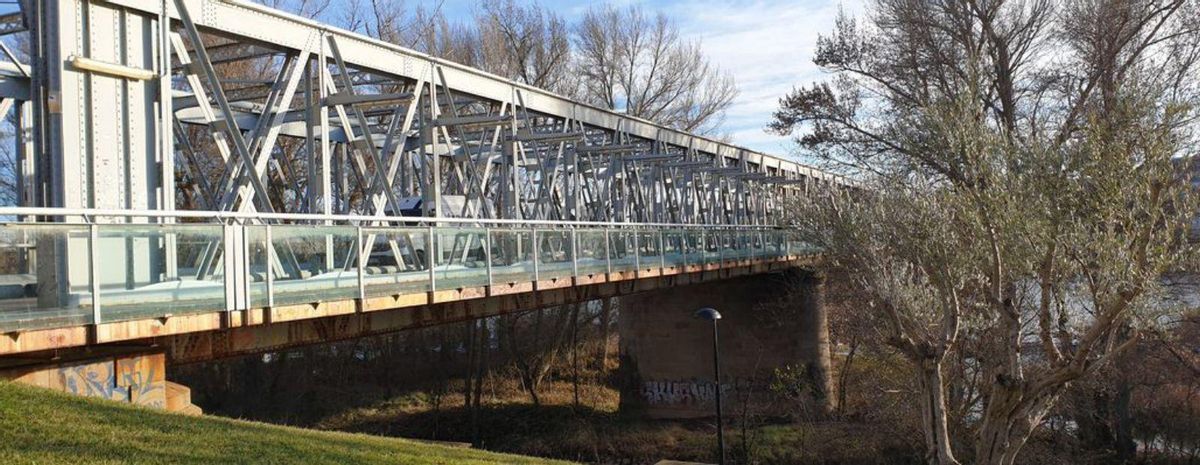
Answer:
641 379 732 405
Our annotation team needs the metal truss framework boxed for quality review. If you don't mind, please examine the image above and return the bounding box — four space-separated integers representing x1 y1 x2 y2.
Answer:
2 0 845 229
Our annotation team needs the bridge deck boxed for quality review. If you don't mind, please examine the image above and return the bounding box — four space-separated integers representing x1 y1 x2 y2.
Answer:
0 215 815 358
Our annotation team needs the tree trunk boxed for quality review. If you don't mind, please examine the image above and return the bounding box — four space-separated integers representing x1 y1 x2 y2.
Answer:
974 387 1061 465
571 302 581 410
836 334 858 417
1113 377 1136 462
471 319 488 445
915 358 961 465
463 321 476 411
596 297 613 370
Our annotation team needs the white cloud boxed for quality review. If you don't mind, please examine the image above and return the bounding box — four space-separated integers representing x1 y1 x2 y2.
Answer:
657 0 865 157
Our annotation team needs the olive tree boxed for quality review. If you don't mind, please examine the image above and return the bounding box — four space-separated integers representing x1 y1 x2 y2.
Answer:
772 0 1200 464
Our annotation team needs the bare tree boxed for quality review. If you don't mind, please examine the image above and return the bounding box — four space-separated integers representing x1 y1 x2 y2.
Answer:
338 0 480 66
258 0 332 19
774 1 1200 464
573 4 737 135
474 0 573 94
500 304 573 405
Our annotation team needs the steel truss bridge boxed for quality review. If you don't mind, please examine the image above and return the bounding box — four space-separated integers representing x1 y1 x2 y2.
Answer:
0 0 843 359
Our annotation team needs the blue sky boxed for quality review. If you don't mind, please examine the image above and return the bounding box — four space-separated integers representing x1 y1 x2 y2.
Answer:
398 0 865 159
0 0 863 160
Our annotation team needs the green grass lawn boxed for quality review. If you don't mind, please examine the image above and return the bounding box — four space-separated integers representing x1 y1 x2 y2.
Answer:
0 382 575 465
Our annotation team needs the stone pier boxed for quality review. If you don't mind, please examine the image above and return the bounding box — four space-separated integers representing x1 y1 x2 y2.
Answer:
618 268 833 419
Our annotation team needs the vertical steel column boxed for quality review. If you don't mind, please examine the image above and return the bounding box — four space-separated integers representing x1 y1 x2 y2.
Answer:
320 34 335 268
158 0 177 279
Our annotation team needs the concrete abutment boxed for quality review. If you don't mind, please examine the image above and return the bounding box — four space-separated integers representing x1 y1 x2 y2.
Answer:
0 348 201 414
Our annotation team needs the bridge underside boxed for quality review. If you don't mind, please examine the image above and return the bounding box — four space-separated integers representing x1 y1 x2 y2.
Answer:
0 254 813 365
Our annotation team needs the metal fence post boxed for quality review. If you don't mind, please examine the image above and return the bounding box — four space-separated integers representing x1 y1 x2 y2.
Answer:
604 228 612 275
88 224 101 325
718 230 725 264
241 222 251 311
356 226 365 303
427 226 436 291
571 228 579 278
485 228 494 287
633 229 641 273
659 230 666 270
222 224 236 311
265 224 274 308
682 229 689 269
532 227 540 282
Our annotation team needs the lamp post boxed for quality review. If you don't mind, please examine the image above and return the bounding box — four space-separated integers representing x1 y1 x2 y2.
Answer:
694 307 725 465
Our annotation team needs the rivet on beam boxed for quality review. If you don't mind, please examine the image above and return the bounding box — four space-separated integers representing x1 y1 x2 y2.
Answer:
67 55 157 81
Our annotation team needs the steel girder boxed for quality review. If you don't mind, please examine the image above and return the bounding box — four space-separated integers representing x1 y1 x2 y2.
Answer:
21 0 848 229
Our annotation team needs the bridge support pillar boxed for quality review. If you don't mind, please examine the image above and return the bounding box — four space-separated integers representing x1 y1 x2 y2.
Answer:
618 268 834 419
0 349 201 414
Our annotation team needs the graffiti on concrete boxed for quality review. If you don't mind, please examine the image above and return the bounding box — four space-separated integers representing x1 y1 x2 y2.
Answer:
641 379 731 406
55 355 165 408
59 360 126 401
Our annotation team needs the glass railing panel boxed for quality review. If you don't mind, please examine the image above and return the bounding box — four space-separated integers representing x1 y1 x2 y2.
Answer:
490 228 534 284
0 224 93 332
433 228 488 290
702 230 722 264
252 225 359 307
536 229 573 279
787 231 815 255
576 229 608 275
663 230 685 267
700 230 715 263
362 227 430 296
750 231 765 258
608 229 637 272
768 231 787 257
683 229 704 265
733 231 752 260
637 230 662 269
95 224 226 322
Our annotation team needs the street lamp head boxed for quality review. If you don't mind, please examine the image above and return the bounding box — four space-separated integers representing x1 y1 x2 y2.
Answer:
694 307 722 321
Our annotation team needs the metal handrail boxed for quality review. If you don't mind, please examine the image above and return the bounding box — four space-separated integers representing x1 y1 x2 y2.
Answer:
0 207 785 230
